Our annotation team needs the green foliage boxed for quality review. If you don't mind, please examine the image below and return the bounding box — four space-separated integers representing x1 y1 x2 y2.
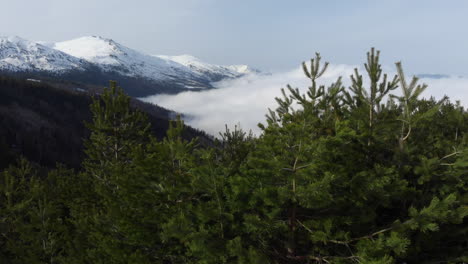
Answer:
81 81 156 263
1 50 466 263
0 158 78 264
211 50 467 263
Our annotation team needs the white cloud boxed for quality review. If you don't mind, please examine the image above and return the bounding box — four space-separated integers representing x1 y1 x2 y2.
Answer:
142 65 468 137
421 76 468 105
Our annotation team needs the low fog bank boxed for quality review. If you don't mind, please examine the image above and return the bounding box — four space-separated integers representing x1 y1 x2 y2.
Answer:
142 65 468 136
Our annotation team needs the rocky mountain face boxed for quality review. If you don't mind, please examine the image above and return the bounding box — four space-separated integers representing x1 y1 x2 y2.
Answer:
0 36 259 97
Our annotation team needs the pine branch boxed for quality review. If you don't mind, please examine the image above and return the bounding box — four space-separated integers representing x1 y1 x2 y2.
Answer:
439 150 462 161
287 254 361 263
297 218 394 245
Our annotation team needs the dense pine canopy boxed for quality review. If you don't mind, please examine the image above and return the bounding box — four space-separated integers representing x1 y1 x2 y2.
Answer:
0 49 466 263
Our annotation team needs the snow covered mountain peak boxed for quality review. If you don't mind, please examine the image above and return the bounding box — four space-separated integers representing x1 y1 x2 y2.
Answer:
157 54 214 71
0 35 261 94
162 54 205 64
0 35 52 53
51 35 206 84
228 64 250 74
156 54 258 80
0 36 86 72
1 36 29 45
52 36 127 65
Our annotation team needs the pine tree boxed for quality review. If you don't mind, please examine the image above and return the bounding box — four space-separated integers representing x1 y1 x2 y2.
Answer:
2 51 464 263
84 80 150 184
0 159 74 264
81 81 155 263
218 49 467 263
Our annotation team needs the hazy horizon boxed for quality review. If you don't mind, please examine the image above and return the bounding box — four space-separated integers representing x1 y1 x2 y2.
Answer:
143 63 468 136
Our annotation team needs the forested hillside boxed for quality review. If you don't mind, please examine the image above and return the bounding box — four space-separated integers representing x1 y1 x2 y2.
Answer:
0 76 210 168
0 50 466 263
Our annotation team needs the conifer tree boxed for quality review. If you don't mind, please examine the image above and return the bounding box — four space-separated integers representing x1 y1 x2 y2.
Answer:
221 49 467 263
2 51 464 264
84 80 150 184
0 159 73 264
81 81 155 263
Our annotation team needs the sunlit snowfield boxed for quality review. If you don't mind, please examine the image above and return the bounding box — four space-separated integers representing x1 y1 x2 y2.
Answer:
142 64 468 136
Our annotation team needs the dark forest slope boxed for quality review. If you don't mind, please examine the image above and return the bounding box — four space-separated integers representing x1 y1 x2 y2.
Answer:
0 76 211 169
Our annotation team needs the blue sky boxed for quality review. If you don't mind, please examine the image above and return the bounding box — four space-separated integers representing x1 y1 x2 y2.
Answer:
1 0 468 75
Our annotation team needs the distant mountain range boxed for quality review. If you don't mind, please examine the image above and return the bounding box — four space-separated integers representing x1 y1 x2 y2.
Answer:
0 36 260 96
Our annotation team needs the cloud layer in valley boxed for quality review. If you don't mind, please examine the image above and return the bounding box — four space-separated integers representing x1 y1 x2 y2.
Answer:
142 64 468 136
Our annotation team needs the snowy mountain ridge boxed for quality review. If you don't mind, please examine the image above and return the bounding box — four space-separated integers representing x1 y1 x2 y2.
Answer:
52 36 202 83
0 36 88 72
0 35 259 92
156 54 258 80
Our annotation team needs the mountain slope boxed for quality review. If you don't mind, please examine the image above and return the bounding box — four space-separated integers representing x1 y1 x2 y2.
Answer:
0 36 87 72
0 75 212 169
156 54 259 82
52 36 211 88
0 35 260 96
